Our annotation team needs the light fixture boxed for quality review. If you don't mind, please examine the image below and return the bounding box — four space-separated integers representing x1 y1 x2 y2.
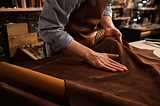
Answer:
133 18 138 22
138 3 143 8
143 0 147 4
138 17 141 20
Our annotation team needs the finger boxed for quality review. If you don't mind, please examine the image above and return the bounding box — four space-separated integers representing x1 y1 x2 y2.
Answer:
101 58 125 72
115 33 122 44
103 61 125 72
117 37 123 44
98 57 125 72
100 63 117 72
109 59 128 71
108 61 127 72
92 60 116 72
95 60 117 72
104 54 127 71
106 54 119 58
106 53 128 71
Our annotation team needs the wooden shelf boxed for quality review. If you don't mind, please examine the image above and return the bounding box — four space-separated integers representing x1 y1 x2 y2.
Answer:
111 6 124 9
113 17 131 21
124 24 160 31
0 8 42 12
134 7 156 11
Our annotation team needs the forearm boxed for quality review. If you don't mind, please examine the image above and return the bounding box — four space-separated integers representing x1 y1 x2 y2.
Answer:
100 15 115 30
62 40 94 61
62 39 127 72
100 15 122 44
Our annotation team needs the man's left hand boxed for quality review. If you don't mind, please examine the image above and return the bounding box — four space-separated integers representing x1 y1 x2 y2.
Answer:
104 28 122 44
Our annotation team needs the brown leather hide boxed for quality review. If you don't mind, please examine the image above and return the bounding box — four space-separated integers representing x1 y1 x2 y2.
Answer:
16 37 160 106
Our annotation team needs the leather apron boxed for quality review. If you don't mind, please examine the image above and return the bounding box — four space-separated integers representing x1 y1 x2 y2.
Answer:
65 0 110 47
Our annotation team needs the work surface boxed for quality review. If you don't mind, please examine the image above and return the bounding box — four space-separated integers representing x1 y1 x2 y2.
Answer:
130 40 160 58
16 37 160 106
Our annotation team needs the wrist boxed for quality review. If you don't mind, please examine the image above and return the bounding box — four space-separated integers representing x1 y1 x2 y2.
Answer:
63 40 95 61
84 49 96 62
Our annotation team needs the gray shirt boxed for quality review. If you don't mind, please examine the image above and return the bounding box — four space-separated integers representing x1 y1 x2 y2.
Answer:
38 0 113 57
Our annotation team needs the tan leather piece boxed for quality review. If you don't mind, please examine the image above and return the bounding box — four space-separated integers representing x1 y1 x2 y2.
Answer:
0 62 68 105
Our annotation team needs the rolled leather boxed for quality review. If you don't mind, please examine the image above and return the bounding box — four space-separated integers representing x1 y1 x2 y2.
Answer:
0 62 68 105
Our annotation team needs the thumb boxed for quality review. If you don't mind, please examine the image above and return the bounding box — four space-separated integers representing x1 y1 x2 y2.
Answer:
106 53 119 58
117 37 123 44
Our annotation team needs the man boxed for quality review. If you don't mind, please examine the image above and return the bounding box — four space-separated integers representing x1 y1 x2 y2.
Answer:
38 0 128 72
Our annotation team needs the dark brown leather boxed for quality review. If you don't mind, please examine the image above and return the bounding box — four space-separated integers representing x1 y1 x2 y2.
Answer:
65 0 110 47
16 37 160 106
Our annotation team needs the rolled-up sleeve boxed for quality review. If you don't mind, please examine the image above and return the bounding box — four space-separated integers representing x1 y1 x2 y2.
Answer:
38 0 79 52
103 0 113 18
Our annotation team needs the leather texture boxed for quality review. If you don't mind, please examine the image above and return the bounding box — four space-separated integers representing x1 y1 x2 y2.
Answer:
16 37 160 106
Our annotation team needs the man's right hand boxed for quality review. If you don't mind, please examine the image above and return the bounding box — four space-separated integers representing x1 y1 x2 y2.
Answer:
87 51 128 72
63 40 128 72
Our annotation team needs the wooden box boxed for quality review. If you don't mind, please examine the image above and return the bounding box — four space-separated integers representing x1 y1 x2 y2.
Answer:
8 33 38 57
7 23 28 36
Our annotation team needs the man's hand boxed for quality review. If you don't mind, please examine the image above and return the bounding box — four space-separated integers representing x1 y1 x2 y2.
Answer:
100 15 123 44
104 28 122 44
63 40 128 72
87 51 127 72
